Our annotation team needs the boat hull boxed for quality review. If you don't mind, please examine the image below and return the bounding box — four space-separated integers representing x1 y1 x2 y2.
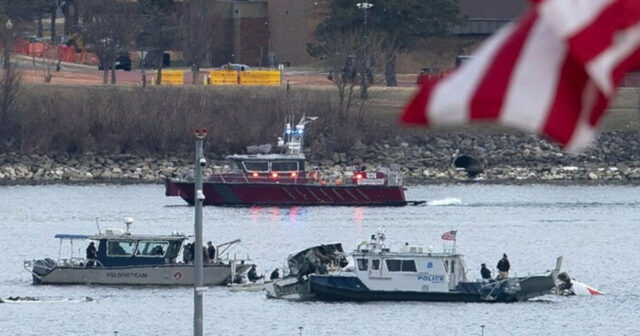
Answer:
167 181 407 206
33 263 250 286
309 275 555 303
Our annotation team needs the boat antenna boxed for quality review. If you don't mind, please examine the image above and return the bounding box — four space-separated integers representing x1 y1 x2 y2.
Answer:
124 217 134 235
95 216 102 235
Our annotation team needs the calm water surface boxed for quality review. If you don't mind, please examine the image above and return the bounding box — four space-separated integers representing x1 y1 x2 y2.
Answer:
0 184 638 336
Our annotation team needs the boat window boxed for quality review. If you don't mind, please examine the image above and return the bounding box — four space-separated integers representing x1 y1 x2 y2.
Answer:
242 161 268 172
444 260 449 273
401 260 417 272
229 161 242 170
451 260 455 274
357 258 368 271
372 259 380 270
271 161 298 172
107 240 137 257
386 259 401 272
136 241 170 257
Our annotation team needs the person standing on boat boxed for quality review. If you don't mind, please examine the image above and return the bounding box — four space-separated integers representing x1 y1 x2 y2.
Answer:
270 268 280 280
207 241 216 262
481 263 492 281
248 265 263 282
86 242 97 267
183 243 192 264
496 254 510 279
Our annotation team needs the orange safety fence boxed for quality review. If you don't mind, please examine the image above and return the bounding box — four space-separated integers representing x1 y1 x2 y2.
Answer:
239 70 281 86
13 39 98 65
208 70 239 85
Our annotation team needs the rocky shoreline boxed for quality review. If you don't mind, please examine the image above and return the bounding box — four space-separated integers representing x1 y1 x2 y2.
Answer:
1 131 639 186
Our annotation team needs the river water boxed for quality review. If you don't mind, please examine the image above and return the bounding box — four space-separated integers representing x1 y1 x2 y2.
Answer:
0 184 638 336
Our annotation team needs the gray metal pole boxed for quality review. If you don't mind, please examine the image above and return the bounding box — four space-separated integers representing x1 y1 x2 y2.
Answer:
194 128 207 336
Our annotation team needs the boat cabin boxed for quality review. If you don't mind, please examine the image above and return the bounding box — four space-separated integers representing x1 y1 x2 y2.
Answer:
55 230 187 267
353 233 468 292
226 154 306 177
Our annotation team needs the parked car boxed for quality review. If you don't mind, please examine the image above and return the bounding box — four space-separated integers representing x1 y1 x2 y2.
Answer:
220 63 251 71
98 53 132 71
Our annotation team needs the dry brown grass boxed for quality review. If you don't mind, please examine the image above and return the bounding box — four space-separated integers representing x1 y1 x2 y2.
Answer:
2 83 638 158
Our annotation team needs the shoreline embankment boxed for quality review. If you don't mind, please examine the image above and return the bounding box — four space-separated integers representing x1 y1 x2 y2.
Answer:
0 85 639 186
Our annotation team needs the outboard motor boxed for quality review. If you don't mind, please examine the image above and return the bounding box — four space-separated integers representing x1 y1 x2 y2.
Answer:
453 154 484 177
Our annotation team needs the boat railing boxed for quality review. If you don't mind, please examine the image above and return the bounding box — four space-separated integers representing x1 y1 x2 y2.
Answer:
58 257 104 268
210 170 403 187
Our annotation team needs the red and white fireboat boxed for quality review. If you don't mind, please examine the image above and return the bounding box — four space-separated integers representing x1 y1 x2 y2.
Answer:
166 117 420 206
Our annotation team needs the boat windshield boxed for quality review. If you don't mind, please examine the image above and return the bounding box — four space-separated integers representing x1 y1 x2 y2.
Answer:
271 161 298 172
136 241 170 257
243 161 268 172
107 240 137 257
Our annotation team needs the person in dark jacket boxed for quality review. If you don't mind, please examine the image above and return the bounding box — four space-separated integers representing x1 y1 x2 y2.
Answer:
270 268 280 280
206 241 216 262
86 242 97 267
480 263 492 281
497 253 511 279
247 265 263 282
183 243 192 263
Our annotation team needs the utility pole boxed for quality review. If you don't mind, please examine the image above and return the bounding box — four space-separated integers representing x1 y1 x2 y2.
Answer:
193 127 207 336
356 3 373 100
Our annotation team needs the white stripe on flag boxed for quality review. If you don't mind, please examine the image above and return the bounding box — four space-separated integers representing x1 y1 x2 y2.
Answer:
540 0 615 39
427 23 517 125
586 22 640 95
499 16 567 132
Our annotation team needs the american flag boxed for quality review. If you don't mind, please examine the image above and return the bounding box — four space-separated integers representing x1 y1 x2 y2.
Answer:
441 230 457 241
401 0 640 152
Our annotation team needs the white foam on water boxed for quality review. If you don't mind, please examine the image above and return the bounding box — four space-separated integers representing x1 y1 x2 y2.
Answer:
427 197 462 206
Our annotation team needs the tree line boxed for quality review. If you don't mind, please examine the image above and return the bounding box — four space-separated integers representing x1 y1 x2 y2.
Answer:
1 0 462 86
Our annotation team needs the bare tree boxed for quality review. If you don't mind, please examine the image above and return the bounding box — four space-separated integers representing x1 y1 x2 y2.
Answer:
314 26 385 111
136 0 180 85
311 26 387 152
183 0 214 84
1 0 41 67
0 61 21 145
78 0 133 84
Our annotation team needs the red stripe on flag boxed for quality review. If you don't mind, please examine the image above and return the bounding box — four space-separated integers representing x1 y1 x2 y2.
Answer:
567 1 640 63
469 13 538 120
400 78 439 125
542 56 587 146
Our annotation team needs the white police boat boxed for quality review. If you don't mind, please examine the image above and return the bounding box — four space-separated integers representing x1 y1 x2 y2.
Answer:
24 218 251 286
267 230 561 303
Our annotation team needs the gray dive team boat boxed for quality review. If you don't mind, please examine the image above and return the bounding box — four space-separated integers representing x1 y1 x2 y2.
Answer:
266 229 562 303
24 218 251 286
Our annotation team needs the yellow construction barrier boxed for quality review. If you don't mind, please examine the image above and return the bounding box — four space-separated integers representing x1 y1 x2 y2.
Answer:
153 70 184 85
239 70 281 86
209 70 239 85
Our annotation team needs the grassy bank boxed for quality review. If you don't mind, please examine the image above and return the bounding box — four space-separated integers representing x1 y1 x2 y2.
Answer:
1 84 639 159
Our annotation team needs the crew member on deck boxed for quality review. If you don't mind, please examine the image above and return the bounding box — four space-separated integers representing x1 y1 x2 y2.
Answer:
207 241 216 262
481 263 492 281
270 268 280 280
497 254 511 279
86 242 97 267
248 265 263 282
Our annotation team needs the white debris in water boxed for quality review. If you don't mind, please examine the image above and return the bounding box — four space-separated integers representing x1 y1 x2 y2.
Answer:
427 197 462 206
